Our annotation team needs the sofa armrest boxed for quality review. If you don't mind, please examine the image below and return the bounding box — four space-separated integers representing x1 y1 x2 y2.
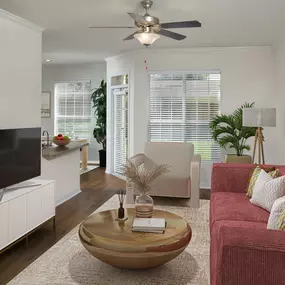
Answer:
218 224 285 285
190 154 201 208
211 163 254 194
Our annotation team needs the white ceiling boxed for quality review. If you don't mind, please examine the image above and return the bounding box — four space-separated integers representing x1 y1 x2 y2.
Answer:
0 0 284 64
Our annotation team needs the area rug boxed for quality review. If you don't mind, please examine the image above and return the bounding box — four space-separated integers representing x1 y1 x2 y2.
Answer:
8 196 210 285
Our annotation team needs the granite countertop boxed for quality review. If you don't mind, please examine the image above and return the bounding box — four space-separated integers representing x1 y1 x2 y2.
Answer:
42 141 89 161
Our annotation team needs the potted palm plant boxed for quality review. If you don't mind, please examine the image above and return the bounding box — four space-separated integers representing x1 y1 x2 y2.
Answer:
210 102 258 164
91 80 106 167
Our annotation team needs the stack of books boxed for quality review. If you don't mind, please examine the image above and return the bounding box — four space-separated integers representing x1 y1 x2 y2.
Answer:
131 218 166 234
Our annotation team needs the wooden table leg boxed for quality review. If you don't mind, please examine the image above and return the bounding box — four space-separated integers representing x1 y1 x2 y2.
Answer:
260 130 265 164
258 128 262 165
80 140 88 169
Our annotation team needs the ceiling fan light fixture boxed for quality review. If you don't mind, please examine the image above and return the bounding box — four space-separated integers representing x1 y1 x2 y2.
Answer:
134 32 160 46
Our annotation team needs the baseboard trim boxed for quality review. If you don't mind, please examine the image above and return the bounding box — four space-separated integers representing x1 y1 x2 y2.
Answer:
56 189 81 206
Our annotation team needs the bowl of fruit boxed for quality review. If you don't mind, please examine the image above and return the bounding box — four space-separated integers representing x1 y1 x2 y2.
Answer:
53 134 70 147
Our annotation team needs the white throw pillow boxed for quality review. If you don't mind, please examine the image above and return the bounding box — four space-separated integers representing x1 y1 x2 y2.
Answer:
250 170 285 212
267 196 285 229
251 169 273 196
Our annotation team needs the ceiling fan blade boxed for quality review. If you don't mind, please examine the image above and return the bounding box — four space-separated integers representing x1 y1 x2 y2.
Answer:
127 12 147 24
89 26 135 29
123 31 139 41
158 29 186 41
160 21 201 29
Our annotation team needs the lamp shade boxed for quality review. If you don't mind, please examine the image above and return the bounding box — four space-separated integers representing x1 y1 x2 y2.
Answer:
134 32 160 46
243 108 276 127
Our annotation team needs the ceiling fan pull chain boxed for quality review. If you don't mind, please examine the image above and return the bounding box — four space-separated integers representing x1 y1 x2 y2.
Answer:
145 60 148 71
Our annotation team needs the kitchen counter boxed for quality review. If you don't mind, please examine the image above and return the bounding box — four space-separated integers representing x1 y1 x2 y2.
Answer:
41 140 89 205
42 141 89 161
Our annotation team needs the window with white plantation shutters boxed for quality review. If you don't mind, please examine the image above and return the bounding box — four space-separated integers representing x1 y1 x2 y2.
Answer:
149 72 221 162
55 81 92 139
114 88 128 175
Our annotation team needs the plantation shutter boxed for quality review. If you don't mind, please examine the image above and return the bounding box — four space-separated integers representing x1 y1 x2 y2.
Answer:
114 88 128 175
148 72 221 162
55 81 92 139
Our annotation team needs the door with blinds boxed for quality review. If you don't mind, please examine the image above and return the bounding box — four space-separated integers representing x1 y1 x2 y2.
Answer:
113 87 128 176
148 72 221 162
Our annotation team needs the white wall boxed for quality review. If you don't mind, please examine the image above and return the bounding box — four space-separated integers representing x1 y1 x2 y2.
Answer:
0 10 42 129
273 43 285 164
106 52 135 173
107 47 277 188
42 62 106 161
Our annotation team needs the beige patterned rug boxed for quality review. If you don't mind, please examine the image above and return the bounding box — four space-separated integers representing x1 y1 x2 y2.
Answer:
8 196 210 285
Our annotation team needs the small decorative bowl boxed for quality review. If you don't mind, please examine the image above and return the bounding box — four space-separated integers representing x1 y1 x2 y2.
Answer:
53 139 70 147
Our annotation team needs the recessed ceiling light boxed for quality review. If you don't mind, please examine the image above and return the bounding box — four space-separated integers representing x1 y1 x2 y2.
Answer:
45 59 52 62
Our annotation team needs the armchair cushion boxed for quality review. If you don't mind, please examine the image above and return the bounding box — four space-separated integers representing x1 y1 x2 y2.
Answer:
144 142 194 178
126 142 200 206
151 176 190 198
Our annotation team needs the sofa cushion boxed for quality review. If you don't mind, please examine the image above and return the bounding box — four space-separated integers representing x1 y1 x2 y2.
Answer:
210 192 269 230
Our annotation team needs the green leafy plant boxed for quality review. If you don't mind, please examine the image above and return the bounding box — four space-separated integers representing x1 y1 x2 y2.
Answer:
91 80 106 150
209 102 258 156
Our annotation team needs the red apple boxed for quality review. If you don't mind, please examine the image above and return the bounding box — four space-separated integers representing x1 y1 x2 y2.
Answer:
57 134 63 137
60 137 64 140
56 137 61 140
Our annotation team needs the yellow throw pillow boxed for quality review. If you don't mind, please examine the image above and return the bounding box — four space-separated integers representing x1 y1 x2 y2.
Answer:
246 166 279 198
278 210 285 230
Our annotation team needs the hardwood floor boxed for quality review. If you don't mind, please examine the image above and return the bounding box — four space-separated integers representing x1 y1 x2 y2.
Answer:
0 168 210 284
0 168 125 285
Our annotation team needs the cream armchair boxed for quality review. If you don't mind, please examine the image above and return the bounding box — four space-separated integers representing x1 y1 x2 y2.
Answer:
126 142 201 208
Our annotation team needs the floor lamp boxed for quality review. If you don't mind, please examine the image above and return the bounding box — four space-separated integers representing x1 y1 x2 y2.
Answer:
243 108 276 165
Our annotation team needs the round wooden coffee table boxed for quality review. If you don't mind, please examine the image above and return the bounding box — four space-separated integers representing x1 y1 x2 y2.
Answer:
79 208 192 269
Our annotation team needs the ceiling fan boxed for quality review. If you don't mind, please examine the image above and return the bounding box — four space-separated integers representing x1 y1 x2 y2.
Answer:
89 0 202 47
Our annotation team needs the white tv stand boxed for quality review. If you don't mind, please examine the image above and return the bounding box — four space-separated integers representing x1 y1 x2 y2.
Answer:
0 179 55 253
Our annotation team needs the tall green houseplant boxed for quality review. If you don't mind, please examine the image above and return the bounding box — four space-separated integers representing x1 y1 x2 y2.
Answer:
91 80 107 166
210 102 258 163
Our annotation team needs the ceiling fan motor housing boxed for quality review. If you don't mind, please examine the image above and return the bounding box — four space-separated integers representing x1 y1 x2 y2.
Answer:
104 0 201 44
135 15 160 33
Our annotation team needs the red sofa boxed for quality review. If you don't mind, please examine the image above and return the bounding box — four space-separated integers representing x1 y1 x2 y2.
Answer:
210 163 285 285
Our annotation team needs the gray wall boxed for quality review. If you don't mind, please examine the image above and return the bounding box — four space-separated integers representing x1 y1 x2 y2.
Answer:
42 62 106 162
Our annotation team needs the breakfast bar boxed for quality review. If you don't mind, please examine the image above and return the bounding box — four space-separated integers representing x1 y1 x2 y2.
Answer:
41 141 89 205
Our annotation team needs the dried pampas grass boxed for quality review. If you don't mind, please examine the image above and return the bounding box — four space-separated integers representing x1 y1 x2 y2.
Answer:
124 158 170 194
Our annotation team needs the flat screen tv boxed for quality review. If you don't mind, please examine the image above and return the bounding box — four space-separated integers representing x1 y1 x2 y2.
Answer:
0 128 41 190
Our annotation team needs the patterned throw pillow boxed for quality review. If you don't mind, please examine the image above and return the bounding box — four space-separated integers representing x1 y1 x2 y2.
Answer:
267 196 285 229
246 166 279 198
278 210 285 230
